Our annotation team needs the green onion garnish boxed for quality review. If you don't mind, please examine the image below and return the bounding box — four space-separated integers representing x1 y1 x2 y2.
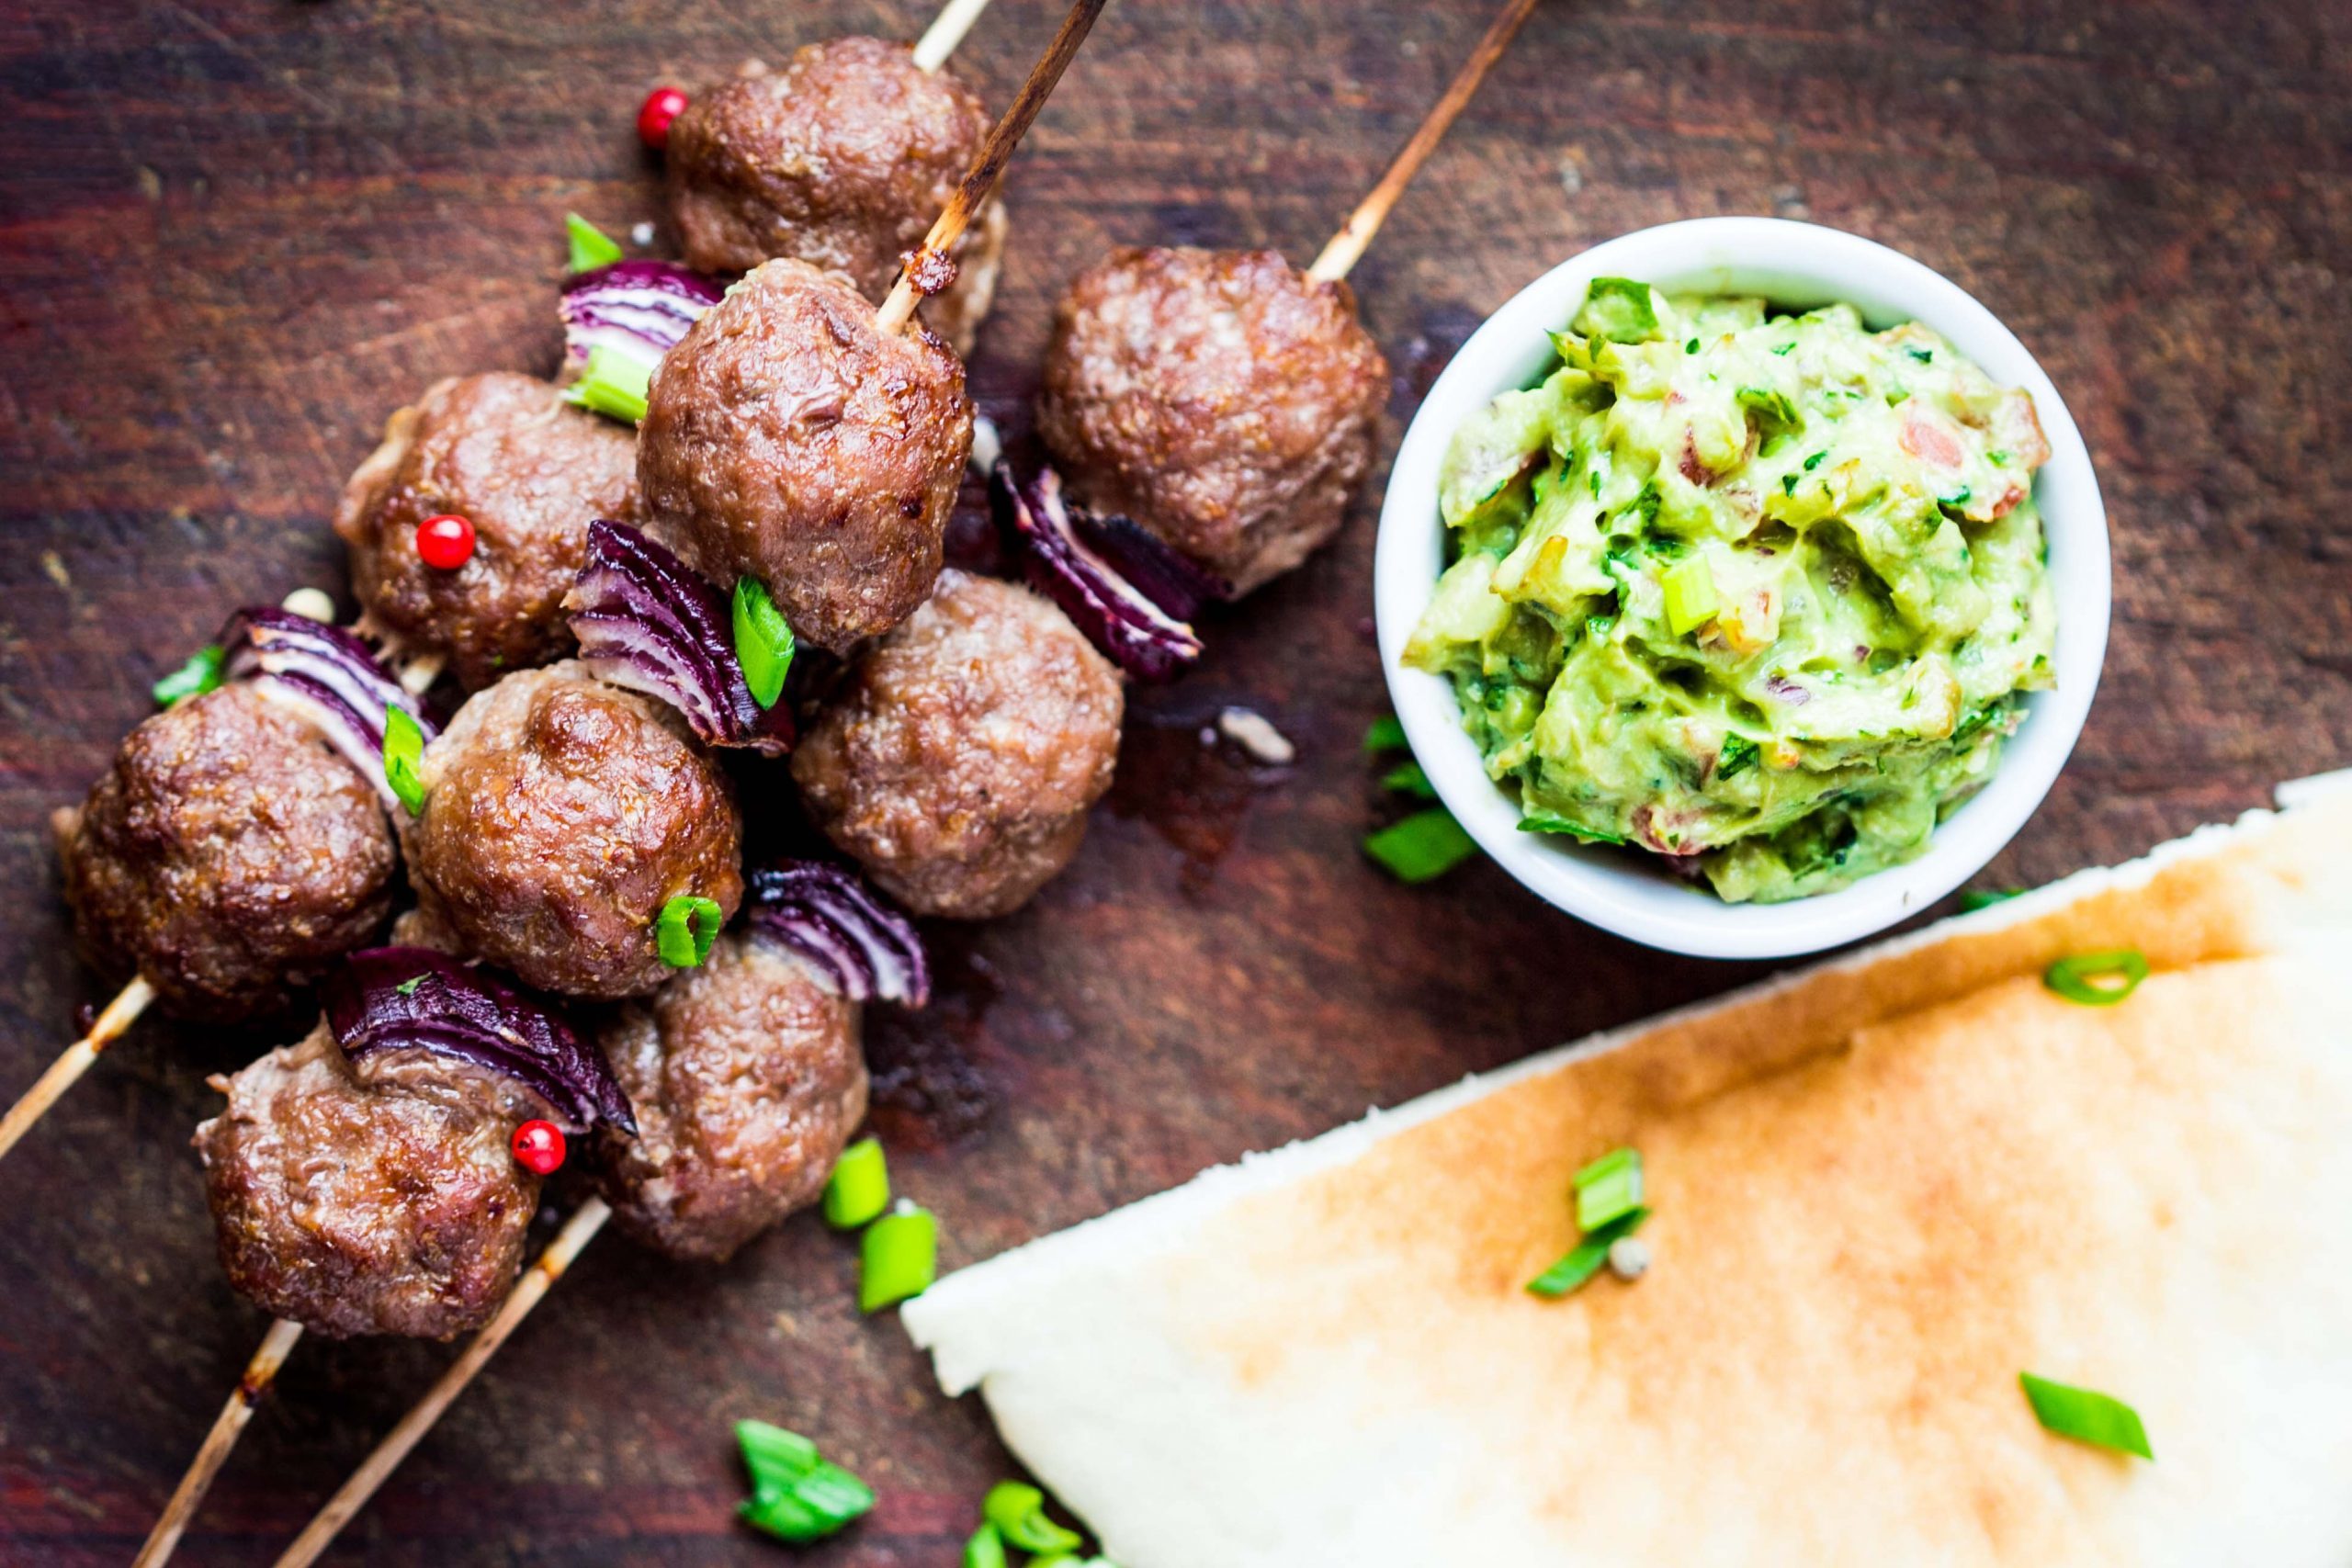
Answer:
1580 276 1660 342
730 577 795 709
564 344 653 424
2018 1372 2153 1459
1958 887 2020 912
1517 815 1627 845
859 1201 936 1313
1381 759 1436 799
1363 808 1477 884
656 894 723 968
822 1137 890 1230
1573 1146 1644 1232
2042 948 2150 1007
982 1481 1083 1554
565 212 623 274
1363 716 1408 754
382 706 426 815
964 1524 1009 1568
1526 1207 1649 1299
1660 553 1719 637
153 644 224 708
734 1419 876 1542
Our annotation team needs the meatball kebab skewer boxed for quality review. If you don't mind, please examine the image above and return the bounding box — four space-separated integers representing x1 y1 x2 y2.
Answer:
0 613 428 1166
1039 0 1541 594
144 6 1110 1559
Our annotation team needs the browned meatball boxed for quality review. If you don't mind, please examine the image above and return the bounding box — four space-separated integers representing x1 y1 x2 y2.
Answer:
793 570 1122 919
666 40 1003 353
406 662 743 999
594 933 865 1262
196 1022 547 1339
639 258 973 652
54 684 397 1024
1037 246 1391 595
334 373 640 691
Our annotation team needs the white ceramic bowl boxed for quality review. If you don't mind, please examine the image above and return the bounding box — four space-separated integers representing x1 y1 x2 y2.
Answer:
1374 218 2111 959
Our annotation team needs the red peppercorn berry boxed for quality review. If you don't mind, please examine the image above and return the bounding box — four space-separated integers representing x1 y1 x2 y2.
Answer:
512 1118 566 1175
415 513 476 571
638 86 689 152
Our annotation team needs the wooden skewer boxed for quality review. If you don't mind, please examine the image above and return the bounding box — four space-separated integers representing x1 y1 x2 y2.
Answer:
0 975 156 1164
270 1199 613 1568
1306 0 1543 285
131 1317 306 1568
912 0 995 72
876 0 1110 334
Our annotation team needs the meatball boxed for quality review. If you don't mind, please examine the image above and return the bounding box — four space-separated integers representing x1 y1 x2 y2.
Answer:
1037 246 1391 595
196 1022 547 1339
793 570 1122 919
335 373 639 691
639 258 973 651
54 684 397 1024
405 661 743 998
666 40 1004 354
594 933 866 1262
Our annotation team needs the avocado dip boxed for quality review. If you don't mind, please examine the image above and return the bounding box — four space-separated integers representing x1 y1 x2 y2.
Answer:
1406 278 2057 903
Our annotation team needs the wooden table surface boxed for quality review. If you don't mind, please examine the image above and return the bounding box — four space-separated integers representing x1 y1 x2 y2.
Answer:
4 0 2346 1561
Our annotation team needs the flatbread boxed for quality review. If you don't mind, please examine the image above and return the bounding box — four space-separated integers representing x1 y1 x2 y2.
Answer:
904 774 2352 1565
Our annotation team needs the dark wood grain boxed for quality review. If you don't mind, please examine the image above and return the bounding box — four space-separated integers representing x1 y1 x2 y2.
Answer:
4 0 2348 1561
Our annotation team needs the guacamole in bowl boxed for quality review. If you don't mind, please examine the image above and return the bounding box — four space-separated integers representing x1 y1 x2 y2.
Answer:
1405 277 2056 903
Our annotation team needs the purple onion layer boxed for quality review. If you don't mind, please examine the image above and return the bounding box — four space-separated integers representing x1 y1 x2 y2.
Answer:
563 520 793 755
220 607 437 808
746 863 930 1009
325 947 636 1134
560 259 724 374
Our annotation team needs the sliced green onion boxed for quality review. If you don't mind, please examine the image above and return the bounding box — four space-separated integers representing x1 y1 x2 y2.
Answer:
383 706 426 815
153 644 224 708
1381 759 1436 799
735 1420 876 1542
1959 887 2020 913
1660 553 1719 637
1573 1146 1644 1232
1579 276 1661 342
657 894 723 968
1363 808 1477 884
730 577 795 709
564 344 653 424
1363 716 1408 754
1526 1207 1649 1300
822 1137 890 1230
2042 948 2150 1007
565 212 623 274
964 1524 1009 1568
1517 815 1627 846
2018 1372 2153 1459
859 1201 936 1313
983 1481 1083 1554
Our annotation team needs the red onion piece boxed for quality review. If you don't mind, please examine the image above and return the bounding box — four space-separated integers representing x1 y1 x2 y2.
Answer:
560 259 724 378
991 461 1222 682
325 947 637 1134
563 520 793 755
746 863 930 1008
219 607 438 809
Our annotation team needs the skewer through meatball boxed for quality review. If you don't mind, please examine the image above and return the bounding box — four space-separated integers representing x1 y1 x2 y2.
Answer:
1038 246 1390 595
404 661 743 999
594 933 866 1263
335 372 640 692
53 684 398 1024
638 258 973 652
665 39 1005 353
196 1021 548 1339
793 570 1122 919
